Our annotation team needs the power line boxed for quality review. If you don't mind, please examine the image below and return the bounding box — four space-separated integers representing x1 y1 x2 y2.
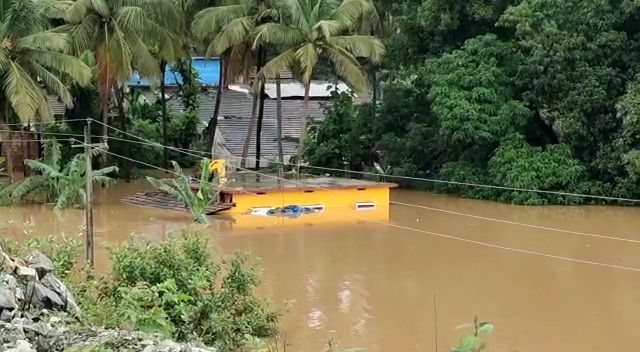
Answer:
0 129 85 138
389 200 640 244
83 129 640 244
0 118 89 127
228 163 640 273
69 136 640 273
231 155 640 203
70 139 260 197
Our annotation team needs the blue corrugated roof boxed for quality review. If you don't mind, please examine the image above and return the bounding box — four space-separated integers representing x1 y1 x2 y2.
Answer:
128 57 221 87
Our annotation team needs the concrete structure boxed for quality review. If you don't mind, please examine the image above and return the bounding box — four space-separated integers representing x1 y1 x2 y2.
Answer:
211 175 397 214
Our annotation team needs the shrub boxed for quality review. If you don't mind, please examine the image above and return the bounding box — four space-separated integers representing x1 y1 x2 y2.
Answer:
0 234 82 280
488 135 587 204
80 233 279 351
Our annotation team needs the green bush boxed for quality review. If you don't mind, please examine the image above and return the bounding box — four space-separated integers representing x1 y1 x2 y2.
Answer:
79 233 279 351
0 234 82 280
488 135 587 204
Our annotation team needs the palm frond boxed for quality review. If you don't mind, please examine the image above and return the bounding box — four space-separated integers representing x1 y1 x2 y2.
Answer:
24 49 93 87
29 62 74 106
332 0 372 29
312 19 343 39
3 61 44 121
253 23 305 49
17 30 70 52
68 14 100 54
330 35 384 63
65 0 109 23
281 0 310 32
0 48 10 72
115 6 147 32
296 43 319 84
109 24 134 82
257 49 296 81
321 43 367 91
192 5 249 41
128 33 160 78
208 16 254 56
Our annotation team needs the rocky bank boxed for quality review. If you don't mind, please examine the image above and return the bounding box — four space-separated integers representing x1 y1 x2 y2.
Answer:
0 247 215 352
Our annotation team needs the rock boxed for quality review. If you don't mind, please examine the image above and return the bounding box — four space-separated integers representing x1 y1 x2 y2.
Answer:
40 274 80 314
22 321 52 336
1 309 19 322
0 287 17 310
4 340 35 352
158 340 182 352
23 252 54 278
23 281 64 310
1 273 24 302
15 266 36 279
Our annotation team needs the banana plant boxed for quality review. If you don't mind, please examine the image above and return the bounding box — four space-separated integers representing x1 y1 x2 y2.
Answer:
146 159 219 224
12 140 118 210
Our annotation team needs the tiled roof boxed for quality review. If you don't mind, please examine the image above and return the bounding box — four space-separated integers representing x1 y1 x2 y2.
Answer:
48 95 66 116
142 89 327 159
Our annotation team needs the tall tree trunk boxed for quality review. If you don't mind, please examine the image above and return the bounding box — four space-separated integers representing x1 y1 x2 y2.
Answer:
276 73 284 164
241 95 259 168
160 60 169 170
114 85 126 129
296 84 311 170
372 68 378 108
254 47 266 170
207 56 225 157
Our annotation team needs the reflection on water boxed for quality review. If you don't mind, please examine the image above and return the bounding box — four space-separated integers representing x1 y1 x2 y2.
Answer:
4 183 640 351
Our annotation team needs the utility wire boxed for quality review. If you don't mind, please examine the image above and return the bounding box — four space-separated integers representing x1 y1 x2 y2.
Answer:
228 163 640 273
86 126 640 244
71 136 640 273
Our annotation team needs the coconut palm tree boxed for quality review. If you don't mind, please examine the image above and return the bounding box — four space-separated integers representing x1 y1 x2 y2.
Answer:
253 0 385 160
0 0 92 124
192 0 275 167
64 0 173 149
12 140 118 211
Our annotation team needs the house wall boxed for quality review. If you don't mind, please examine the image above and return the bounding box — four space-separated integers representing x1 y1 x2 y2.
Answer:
224 187 390 214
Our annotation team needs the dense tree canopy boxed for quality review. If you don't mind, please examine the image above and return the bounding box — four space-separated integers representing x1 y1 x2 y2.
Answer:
306 0 640 204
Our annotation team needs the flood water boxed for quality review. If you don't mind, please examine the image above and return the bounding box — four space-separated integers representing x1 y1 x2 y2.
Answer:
4 182 640 351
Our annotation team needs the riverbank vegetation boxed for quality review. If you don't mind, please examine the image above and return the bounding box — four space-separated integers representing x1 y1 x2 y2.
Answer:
1 232 495 351
306 0 640 205
3 0 637 206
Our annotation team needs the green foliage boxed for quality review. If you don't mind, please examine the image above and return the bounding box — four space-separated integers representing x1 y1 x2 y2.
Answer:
0 0 92 123
0 234 81 280
79 234 279 351
12 140 118 210
452 317 494 352
306 92 374 171
487 135 588 204
169 108 201 150
146 159 219 224
305 0 640 204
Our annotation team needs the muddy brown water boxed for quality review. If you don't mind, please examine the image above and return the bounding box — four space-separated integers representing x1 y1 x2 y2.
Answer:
4 182 640 351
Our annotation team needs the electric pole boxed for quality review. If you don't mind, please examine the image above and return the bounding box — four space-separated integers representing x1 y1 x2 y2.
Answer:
84 123 94 274
72 121 97 278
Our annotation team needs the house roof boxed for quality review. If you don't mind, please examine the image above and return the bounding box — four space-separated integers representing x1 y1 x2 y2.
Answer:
129 57 221 87
48 95 65 116
263 81 351 99
141 89 327 159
